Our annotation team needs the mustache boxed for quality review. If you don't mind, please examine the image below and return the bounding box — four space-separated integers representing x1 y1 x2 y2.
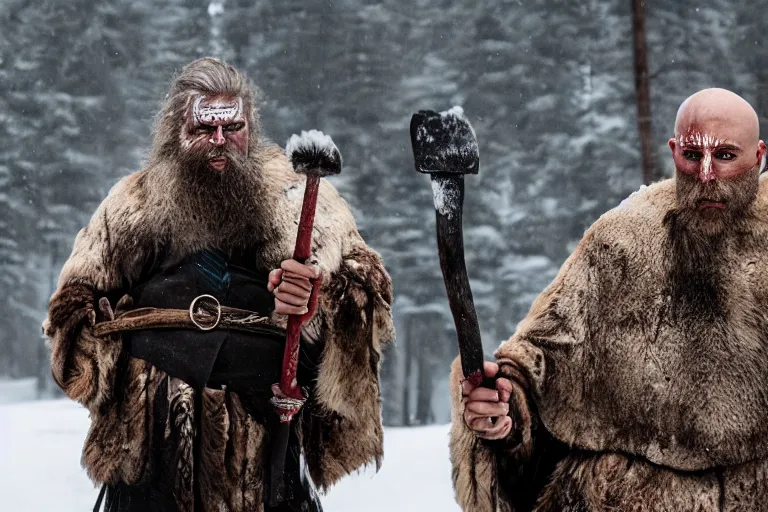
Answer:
675 165 760 210
205 147 229 159
179 146 249 171
676 175 729 207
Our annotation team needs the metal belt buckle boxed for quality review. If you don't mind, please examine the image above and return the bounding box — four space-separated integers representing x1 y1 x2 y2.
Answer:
189 294 222 331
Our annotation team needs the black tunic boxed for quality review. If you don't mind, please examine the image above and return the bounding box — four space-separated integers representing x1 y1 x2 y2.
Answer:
100 248 322 512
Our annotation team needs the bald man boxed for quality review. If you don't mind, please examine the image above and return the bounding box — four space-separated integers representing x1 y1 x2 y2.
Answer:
448 88 768 511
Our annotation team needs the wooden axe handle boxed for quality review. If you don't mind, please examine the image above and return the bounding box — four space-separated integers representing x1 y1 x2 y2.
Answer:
431 175 484 387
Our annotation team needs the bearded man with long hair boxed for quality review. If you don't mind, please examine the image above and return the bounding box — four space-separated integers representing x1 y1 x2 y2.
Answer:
43 58 394 512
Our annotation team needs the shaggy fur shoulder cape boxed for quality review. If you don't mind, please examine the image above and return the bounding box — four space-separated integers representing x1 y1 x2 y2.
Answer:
450 178 768 511
43 146 395 511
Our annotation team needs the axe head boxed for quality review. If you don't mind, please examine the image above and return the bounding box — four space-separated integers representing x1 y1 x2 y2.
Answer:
285 130 342 177
410 106 479 176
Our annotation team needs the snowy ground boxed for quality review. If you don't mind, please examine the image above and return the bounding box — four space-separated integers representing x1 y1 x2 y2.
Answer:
0 377 38 404
0 399 461 511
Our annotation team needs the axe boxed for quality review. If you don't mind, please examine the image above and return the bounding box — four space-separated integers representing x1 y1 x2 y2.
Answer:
410 107 486 388
268 129 341 506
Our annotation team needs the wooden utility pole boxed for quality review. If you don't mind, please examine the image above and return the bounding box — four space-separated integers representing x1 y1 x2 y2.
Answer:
632 0 658 184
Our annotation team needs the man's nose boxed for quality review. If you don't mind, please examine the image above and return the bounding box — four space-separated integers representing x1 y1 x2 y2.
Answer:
209 126 226 146
698 152 715 183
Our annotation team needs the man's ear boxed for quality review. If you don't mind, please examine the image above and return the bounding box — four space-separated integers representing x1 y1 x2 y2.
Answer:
758 140 766 173
668 137 677 154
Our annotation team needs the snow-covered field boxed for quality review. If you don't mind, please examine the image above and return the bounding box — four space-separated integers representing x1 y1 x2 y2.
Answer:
0 399 461 511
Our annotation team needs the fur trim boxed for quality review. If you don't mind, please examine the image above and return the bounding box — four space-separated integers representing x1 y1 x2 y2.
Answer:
448 357 502 512
45 282 94 390
449 355 539 512
81 368 270 511
534 452 721 511
82 360 158 484
532 453 768 511
302 245 394 489
197 386 266 510
45 282 122 409
55 172 155 292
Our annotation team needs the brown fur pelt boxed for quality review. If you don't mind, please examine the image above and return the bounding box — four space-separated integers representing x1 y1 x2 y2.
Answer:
449 178 768 511
45 282 123 409
43 146 394 512
531 452 768 512
302 245 394 488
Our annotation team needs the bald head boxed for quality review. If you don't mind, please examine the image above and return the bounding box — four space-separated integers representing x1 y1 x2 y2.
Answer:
669 88 765 186
674 88 759 145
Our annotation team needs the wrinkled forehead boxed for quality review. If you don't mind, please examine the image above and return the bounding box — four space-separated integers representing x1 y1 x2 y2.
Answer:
190 95 245 125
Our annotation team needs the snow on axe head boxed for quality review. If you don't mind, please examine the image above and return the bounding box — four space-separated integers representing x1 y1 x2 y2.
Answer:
410 106 479 177
286 129 342 177
409 107 486 388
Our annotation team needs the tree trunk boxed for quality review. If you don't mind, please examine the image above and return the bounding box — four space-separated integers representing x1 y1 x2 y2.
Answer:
415 313 437 425
379 332 401 426
402 314 413 426
632 0 658 184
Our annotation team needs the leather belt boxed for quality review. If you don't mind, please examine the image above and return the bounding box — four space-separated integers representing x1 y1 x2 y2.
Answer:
92 294 277 337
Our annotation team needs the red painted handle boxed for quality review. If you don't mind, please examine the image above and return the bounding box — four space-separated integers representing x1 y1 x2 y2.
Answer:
278 175 320 400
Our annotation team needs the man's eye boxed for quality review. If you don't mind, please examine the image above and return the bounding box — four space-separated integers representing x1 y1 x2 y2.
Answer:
715 151 735 161
195 125 216 134
224 123 244 132
682 150 702 161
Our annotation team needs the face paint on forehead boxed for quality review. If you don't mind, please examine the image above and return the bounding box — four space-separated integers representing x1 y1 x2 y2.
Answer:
676 130 726 149
192 96 244 125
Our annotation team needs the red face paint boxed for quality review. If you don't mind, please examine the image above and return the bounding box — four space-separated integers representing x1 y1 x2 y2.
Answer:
672 128 751 189
181 95 249 171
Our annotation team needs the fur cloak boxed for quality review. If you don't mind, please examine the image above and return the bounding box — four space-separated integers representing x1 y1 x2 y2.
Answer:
43 145 395 511
450 178 768 511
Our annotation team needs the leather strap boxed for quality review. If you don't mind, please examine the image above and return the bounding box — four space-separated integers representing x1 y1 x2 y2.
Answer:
92 295 278 337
